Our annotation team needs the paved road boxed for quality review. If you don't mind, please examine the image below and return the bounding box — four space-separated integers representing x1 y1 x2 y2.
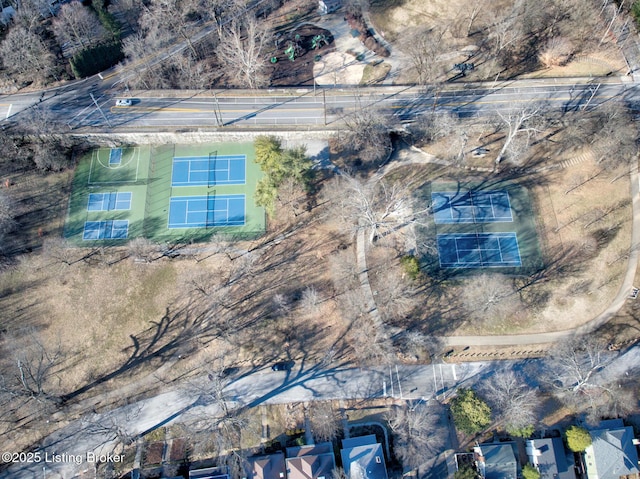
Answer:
3 345 639 479
0 78 635 130
0 359 493 478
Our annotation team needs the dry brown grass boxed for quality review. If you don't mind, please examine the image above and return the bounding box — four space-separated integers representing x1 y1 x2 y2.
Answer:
366 137 631 338
369 0 627 82
0 198 354 453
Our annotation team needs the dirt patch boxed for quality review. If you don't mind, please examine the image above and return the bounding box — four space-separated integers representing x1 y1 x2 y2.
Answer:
268 24 335 86
314 51 366 85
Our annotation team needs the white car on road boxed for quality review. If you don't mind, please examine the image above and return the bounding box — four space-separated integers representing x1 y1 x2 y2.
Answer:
115 99 132 106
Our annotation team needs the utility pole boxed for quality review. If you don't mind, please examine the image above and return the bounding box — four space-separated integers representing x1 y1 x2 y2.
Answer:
213 92 223 126
582 83 601 111
323 89 327 125
90 92 112 128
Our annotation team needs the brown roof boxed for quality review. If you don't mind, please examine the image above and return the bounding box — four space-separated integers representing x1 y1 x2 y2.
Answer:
285 443 336 479
248 453 286 479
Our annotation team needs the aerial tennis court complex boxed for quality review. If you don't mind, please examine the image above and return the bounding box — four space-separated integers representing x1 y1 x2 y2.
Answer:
64 143 265 244
415 182 542 271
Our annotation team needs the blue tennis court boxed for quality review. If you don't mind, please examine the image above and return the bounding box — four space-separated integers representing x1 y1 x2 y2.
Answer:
171 155 246 186
437 233 522 268
87 192 132 211
83 220 129 240
432 190 513 224
168 195 245 228
109 148 122 166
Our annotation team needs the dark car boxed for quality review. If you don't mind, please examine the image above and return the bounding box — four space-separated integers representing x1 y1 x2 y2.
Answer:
271 360 295 371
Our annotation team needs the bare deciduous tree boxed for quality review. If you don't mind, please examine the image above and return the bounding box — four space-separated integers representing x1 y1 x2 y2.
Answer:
308 401 341 442
591 103 637 180
398 331 442 361
494 102 546 165
127 237 161 263
11 0 53 33
341 104 392 166
217 14 270 89
542 335 631 422
0 26 55 84
386 401 444 471
377 269 417 322
42 237 77 265
488 2 524 56
462 274 521 324
346 313 392 365
331 174 430 244
300 286 320 315
482 368 539 434
0 329 63 408
329 249 359 293
53 2 106 50
539 37 574 67
404 27 445 84
412 110 461 144
0 192 15 242
83 406 140 455
199 0 244 36
139 0 200 54
544 336 613 394
465 0 482 36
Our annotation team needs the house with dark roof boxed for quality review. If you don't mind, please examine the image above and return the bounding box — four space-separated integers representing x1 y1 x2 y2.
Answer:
526 437 576 479
246 452 286 479
189 466 231 479
474 442 519 479
286 442 336 479
584 419 640 479
340 435 389 479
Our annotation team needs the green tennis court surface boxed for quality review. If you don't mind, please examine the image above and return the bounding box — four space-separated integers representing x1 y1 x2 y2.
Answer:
88 147 143 184
64 143 265 245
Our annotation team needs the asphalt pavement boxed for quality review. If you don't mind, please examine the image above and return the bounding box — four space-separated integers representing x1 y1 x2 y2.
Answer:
0 77 635 130
3 345 639 479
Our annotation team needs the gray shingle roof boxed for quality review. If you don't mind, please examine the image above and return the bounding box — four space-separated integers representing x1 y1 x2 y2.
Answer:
585 420 639 479
526 438 576 479
477 443 517 479
340 435 388 479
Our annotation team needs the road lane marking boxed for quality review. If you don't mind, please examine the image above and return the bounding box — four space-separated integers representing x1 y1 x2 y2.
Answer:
5 104 11 119
110 93 620 116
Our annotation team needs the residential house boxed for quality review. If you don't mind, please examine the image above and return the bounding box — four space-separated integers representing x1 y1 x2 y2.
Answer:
246 452 287 479
474 442 519 479
526 437 576 479
318 0 341 15
286 443 336 479
189 466 231 479
584 419 640 479
340 435 389 479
